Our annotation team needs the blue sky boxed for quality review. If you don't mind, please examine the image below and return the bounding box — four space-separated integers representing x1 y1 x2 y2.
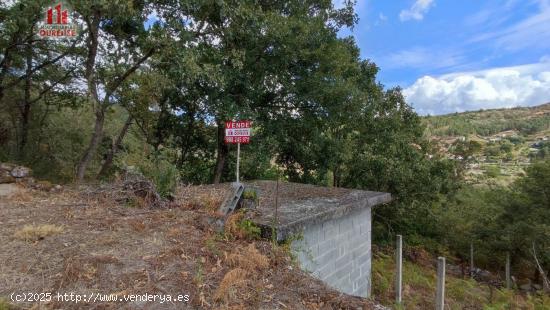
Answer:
338 0 550 115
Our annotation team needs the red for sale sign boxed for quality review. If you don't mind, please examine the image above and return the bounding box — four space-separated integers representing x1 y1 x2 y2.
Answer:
225 120 251 144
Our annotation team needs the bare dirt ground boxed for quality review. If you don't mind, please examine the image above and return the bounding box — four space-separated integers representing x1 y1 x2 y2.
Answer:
0 184 379 309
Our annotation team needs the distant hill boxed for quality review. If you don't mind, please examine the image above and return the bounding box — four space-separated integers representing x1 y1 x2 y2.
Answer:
423 103 550 186
423 103 550 137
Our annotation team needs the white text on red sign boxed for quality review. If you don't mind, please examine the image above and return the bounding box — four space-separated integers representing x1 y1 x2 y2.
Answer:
225 128 251 137
225 136 250 144
225 121 251 129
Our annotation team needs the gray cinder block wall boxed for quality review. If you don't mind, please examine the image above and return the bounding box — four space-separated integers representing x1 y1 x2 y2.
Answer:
291 206 372 297
241 181 390 298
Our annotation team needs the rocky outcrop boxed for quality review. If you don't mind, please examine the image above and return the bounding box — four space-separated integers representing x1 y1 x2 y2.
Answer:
0 163 32 184
0 162 61 192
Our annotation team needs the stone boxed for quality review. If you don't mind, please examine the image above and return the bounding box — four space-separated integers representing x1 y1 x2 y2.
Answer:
10 166 31 178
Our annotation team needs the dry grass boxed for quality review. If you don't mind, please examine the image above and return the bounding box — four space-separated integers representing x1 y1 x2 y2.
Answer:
128 219 146 232
166 227 182 238
214 268 249 302
215 244 270 305
227 243 269 272
184 194 224 214
14 224 63 242
6 186 32 203
60 255 122 286
176 184 231 216
1 184 376 310
225 212 245 239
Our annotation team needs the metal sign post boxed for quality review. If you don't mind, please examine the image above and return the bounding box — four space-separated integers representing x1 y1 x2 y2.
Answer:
236 142 240 183
224 120 251 184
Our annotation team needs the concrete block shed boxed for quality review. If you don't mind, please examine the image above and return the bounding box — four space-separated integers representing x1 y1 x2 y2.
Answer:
238 180 392 298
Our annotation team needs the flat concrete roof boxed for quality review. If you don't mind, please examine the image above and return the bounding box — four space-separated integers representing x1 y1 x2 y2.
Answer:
244 180 392 240
174 181 392 240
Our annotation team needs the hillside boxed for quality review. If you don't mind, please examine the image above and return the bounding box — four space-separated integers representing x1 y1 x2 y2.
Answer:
423 103 550 185
0 183 376 310
2 179 549 309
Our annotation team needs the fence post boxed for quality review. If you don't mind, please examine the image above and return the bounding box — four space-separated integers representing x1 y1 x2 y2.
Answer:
506 252 511 289
396 235 403 304
436 257 446 310
470 242 474 278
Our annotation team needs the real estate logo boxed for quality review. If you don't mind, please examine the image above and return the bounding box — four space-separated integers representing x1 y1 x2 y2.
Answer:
37 2 78 39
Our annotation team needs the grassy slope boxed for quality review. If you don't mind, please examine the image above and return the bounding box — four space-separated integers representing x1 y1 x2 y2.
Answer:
423 103 550 186
423 103 550 138
372 252 550 309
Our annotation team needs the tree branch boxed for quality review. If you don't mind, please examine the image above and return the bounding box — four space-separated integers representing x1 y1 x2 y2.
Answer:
104 47 156 99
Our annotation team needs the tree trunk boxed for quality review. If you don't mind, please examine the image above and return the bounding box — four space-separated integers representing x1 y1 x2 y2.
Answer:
19 101 31 158
177 106 196 169
532 242 550 292
0 36 14 106
18 44 33 158
76 11 154 182
213 121 228 184
97 115 132 178
76 12 100 182
76 109 104 181
333 166 341 187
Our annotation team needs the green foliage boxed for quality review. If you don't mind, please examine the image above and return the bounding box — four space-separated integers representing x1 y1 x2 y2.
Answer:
424 105 550 137
0 298 13 310
237 219 261 240
242 189 258 201
372 253 550 308
531 141 550 160
136 154 178 198
452 140 482 158
498 160 550 267
435 160 550 276
485 165 501 178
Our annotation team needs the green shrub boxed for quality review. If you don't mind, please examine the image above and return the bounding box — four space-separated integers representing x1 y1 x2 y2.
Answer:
237 219 261 239
485 165 501 178
116 149 179 198
139 158 178 198
242 189 258 201
0 298 14 310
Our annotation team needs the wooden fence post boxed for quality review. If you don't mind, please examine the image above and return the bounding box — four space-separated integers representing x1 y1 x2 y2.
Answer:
436 257 446 310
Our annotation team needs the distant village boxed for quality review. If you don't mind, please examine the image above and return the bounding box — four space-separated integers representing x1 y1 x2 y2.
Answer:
430 131 550 185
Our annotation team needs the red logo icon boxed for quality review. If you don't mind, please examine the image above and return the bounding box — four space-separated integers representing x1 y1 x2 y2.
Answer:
38 2 78 39
46 4 68 25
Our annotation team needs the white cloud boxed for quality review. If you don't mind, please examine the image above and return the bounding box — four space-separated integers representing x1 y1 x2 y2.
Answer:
399 0 435 22
403 59 550 115
374 12 388 26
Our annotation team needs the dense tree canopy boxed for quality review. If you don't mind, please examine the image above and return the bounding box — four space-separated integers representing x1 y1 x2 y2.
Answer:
4 1 548 285
0 0 454 236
